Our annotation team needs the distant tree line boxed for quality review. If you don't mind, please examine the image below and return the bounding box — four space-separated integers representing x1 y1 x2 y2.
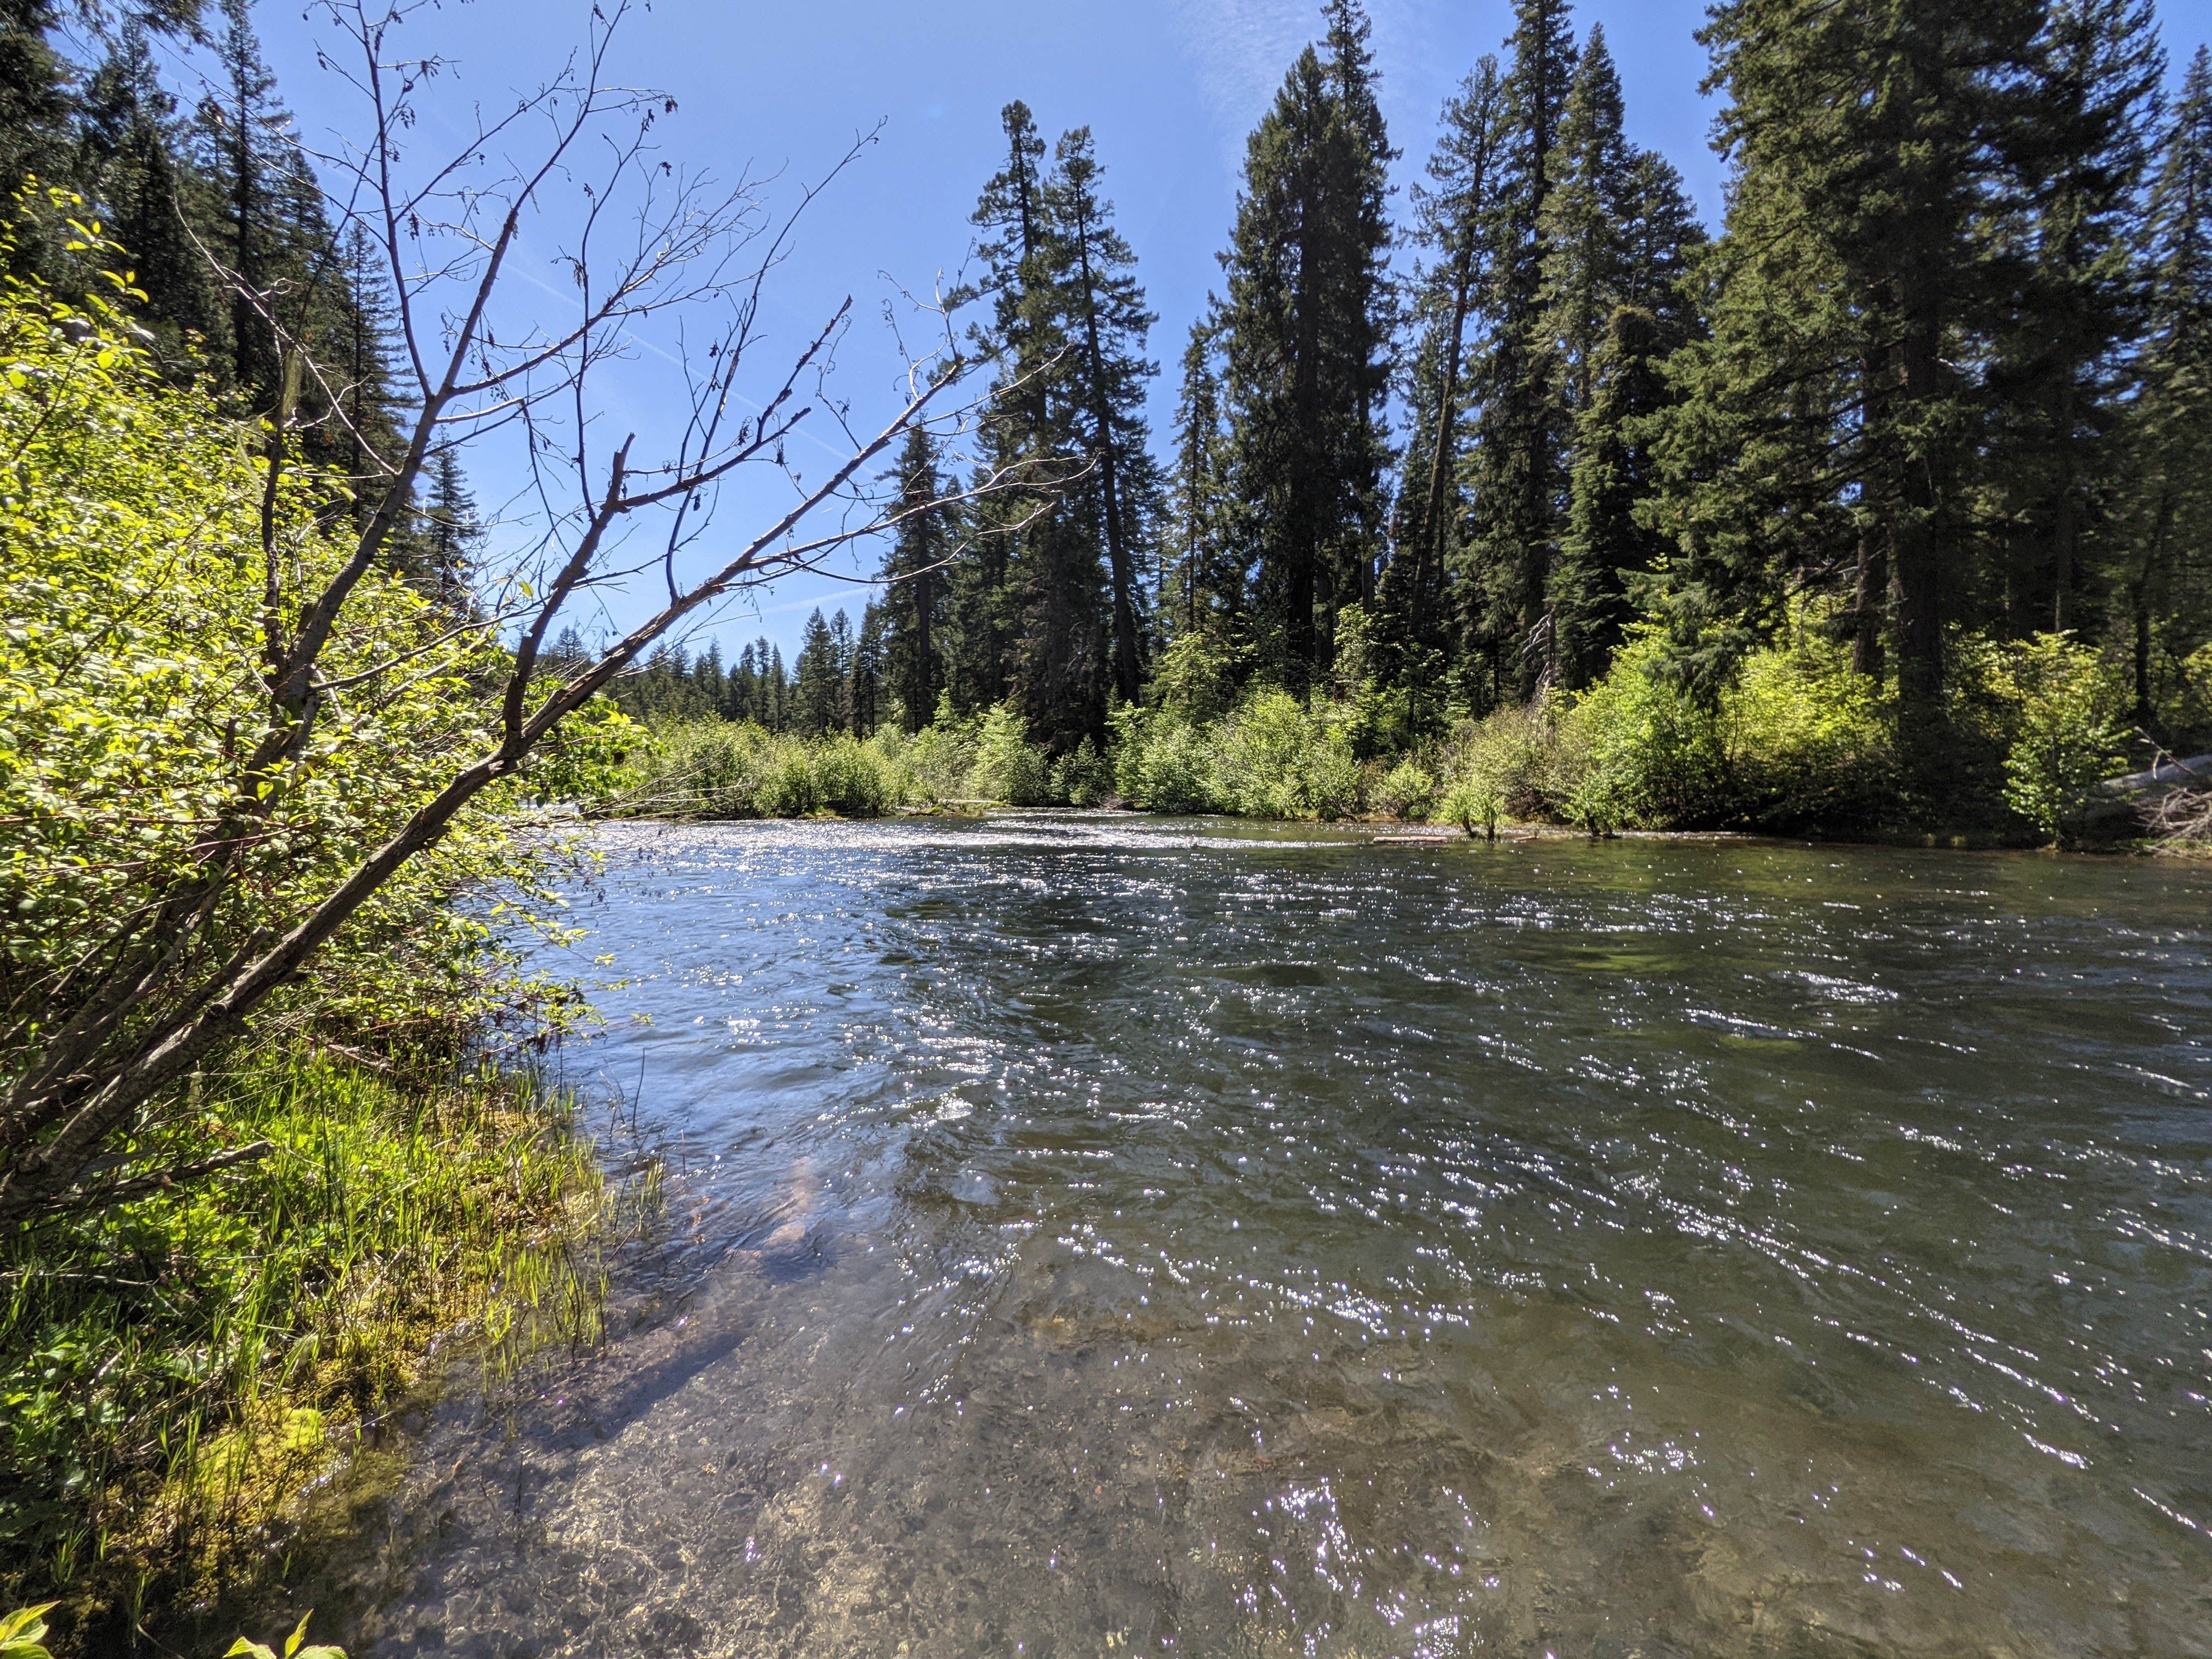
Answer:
577 604 887 738
866 0 2211 789
405 0 2212 789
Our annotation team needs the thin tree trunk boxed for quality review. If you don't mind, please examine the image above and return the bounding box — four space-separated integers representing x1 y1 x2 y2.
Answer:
1073 204 1142 707
1891 314 1946 716
1413 241 1477 651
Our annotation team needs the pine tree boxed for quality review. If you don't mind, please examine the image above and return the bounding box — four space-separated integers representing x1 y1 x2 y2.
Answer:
1648 0 2045 743
792 608 846 737
1456 0 1576 703
695 640 726 716
878 424 950 732
849 603 885 737
1047 126 1157 708
1982 0 2162 637
1166 314 1238 640
336 219 407 495
77 22 227 365
1542 40 1705 689
944 101 1053 720
196 0 286 405
2124 45 2212 726
191 0 369 470
0 0 72 198
1537 27 1635 415
1389 57 1504 681
419 447 481 610
1214 0 1395 691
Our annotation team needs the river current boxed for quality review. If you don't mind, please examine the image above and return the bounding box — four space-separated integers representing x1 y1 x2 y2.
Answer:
336 816 2212 1657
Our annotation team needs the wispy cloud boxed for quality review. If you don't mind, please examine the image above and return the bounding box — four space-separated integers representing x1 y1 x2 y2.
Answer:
1165 0 1463 167
1165 0 1316 136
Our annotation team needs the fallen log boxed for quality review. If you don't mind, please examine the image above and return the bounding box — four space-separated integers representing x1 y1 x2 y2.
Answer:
2072 752 2212 837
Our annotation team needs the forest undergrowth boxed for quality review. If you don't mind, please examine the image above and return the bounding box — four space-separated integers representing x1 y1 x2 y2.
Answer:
612 611 2212 850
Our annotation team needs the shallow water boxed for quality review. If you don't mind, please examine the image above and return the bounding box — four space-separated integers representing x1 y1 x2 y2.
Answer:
341 817 2212 1657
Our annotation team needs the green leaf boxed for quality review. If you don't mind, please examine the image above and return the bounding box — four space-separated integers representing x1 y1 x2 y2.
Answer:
0 1602 57 1658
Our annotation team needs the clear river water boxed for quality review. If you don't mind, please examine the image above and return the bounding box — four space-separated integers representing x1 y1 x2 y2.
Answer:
333 816 2212 1658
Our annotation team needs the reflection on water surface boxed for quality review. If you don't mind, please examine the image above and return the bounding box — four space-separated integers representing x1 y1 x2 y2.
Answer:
342 816 2212 1657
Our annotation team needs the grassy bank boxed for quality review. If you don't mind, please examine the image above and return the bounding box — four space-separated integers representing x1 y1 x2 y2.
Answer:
615 619 2211 849
605 703 1113 820
0 1049 621 1652
0 210 658 1654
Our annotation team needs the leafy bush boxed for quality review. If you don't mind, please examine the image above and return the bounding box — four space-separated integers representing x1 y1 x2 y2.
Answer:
1437 777 1503 839
1111 707 1217 813
811 733 896 817
1444 700 1575 819
1373 759 1437 820
1210 691 1365 819
967 703 1056 806
2164 642 2212 752
611 721 908 818
1052 737 1113 807
1729 633 1898 831
1148 630 1251 725
1989 633 2131 841
902 700 980 804
1562 633 1734 828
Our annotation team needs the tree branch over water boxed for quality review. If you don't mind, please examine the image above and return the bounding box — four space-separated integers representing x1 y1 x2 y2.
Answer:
0 0 1026 1223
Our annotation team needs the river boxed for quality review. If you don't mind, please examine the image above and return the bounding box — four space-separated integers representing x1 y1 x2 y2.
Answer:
333 816 2212 1657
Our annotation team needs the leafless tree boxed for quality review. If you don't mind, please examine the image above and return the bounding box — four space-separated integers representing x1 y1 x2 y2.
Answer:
0 0 1031 1222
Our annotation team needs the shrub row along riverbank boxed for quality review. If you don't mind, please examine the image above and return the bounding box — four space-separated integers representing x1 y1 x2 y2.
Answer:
0 218 631 1651
612 620 2211 849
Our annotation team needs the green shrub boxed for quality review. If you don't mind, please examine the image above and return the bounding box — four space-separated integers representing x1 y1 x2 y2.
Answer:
1729 633 1898 831
1052 737 1113 806
2163 642 2212 752
612 721 920 819
903 702 979 804
1446 700 1574 818
1373 759 1437 820
1302 736 1365 820
1148 630 1251 725
1437 777 1503 839
967 703 1054 806
1209 690 1365 819
1990 633 2131 842
1562 633 1734 828
1111 707 1216 813
810 733 894 817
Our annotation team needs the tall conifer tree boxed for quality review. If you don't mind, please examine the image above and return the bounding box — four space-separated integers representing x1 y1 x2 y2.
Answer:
1648 0 2045 747
1983 0 2162 635
1457 0 1576 702
1214 0 1394 691
1166 315 1238 641
1048 126 1156 708
2125 45 2212 723
1391 58 1504 681
878 424 951 732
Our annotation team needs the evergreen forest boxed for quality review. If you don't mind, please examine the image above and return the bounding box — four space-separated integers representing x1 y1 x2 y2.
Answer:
622 0 2212 843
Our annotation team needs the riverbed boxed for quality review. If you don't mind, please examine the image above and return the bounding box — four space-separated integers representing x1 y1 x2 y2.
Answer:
336 816 2212 1657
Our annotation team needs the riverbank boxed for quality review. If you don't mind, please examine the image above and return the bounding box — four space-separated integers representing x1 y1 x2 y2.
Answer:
608 713 2210 855
608 625 2209 853
0 1051 622 1655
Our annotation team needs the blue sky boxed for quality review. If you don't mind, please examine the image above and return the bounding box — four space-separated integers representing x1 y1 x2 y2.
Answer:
219 0 2212 664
